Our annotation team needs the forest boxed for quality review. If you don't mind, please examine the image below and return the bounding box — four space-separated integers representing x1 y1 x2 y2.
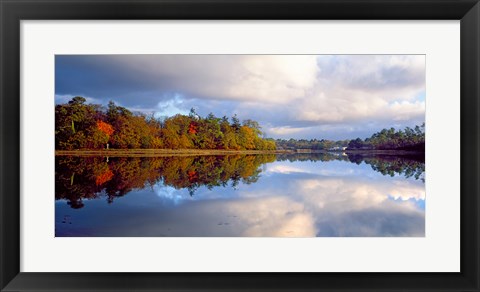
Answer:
55 96 276 151
275 138 350 151
347 124 425 151
56 96 424 152
275 124 425 151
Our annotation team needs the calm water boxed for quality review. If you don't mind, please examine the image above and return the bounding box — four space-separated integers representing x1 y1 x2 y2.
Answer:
55 153 425 237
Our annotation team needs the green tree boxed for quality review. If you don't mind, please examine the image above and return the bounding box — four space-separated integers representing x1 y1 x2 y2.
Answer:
56 98 277 151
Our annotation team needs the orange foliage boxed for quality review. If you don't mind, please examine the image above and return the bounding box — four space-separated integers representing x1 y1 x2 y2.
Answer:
97 120 114 136
188 121 198 134
187 170 198 182
95 169 114 185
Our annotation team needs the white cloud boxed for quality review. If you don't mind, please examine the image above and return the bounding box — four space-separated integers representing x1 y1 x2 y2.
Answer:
285 55 425 125
384 100 425 121
57 54 426 139
268 126 307 136
266 165 308 174
293 176 425 213
106 55 318 104
172 55 426 136
154 94 189 118
224 197 317 237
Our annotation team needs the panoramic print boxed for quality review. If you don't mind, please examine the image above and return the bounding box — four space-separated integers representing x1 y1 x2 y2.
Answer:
55 55 425 237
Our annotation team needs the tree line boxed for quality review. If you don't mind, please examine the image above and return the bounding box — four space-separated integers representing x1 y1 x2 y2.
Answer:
275 138 350 151
55 96 276 151
275 124 425 152
348 124 425 151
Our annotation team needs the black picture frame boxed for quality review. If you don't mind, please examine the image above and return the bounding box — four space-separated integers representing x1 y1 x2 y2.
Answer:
1 0 479 291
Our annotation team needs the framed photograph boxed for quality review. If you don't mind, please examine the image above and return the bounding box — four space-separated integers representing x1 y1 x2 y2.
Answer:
1 0 479 291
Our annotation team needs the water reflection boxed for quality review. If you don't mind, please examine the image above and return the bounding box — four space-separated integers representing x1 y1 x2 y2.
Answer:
55 153 425 237
56 154 276 208
277 152 425 181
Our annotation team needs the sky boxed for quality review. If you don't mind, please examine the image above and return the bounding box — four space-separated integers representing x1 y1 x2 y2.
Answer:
55 55 425 140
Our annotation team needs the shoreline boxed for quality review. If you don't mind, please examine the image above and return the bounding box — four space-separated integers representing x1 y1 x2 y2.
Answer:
55 149 294 157
55 148 424 157
343 149 424 155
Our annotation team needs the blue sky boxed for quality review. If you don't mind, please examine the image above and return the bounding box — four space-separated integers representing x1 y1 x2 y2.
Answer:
55 55 425 140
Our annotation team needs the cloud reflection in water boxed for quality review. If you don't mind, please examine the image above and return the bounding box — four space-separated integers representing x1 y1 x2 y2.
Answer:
55 154 425 237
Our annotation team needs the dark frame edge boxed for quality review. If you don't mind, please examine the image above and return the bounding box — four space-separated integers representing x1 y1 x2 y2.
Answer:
460 1 480 291
1 0 480 292
0 0 21 292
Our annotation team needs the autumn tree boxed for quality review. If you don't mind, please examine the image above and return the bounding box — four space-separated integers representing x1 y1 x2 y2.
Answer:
56 97 277 151
55 96 103 149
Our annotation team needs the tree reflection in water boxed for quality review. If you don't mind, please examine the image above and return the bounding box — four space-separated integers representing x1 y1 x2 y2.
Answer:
347 154 424 181
56 154 276 208
276 152 424 182
56 152 424 209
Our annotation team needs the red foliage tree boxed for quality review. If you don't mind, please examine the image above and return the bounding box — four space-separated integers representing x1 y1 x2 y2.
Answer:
95 169 114 185
188 121 198 135
97 120 114 137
